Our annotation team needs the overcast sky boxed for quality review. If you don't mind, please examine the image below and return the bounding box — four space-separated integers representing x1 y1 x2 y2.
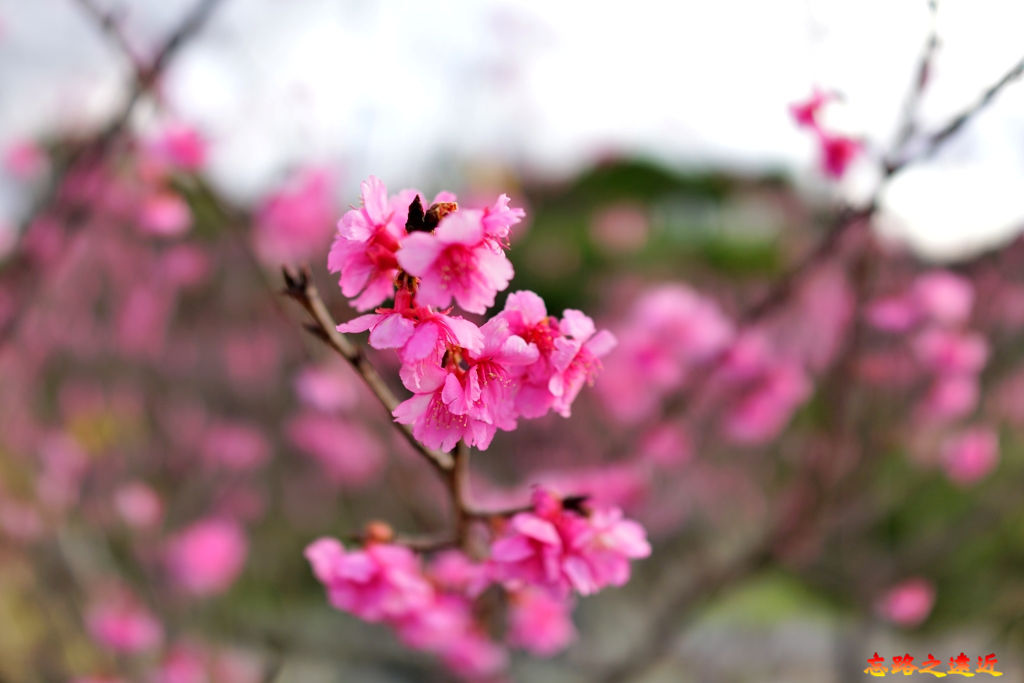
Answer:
2 0 1024 259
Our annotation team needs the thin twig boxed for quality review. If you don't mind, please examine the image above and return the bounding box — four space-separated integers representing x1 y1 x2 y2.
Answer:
72 0 144 68
280 265 454 474
597 540 775 683
887 52 1024 175
449 441 473 547
890 0 940 154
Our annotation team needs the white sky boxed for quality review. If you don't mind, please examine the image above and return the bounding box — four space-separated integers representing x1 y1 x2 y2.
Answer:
2 0 1024 259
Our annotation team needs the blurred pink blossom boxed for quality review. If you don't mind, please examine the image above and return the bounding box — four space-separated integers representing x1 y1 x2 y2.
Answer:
912 328 988 375
942 427 999 485
913 271 974 326
86 590 163 653
918 374 979 422
165 518 247 596
3 140 47 180
293 364 358 412
866 295 919 333
201 421 271 471
153 643 208 683
286 412 384 486
254 168 336 263
876 578 935 627
305 538 433 622
145 123 207 172
507 587 576 656
138 192 192 237
115 481 163 529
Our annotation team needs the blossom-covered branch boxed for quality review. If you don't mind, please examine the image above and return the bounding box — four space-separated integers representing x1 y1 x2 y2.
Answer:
289 176 649 678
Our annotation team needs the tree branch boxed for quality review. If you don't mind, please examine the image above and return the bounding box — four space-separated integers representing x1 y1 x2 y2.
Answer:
280 266 454 475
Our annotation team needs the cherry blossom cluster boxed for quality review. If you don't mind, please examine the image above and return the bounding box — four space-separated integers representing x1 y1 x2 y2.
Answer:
329 176 616 451
864 270 998 484
790 88 862 179
307 487 649 678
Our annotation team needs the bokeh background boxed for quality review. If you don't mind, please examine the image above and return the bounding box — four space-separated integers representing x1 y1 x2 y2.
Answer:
1 1 1024 681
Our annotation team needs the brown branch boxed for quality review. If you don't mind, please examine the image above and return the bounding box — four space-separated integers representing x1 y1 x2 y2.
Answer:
597 540 774 683
887 51 1024 175
890 0 940 154
72 0 144 68
449 441 474 548
279 272 553 552
280 266 454 475
742 203 874 324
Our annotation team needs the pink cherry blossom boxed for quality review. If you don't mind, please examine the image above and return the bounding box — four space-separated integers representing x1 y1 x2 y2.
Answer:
165 518 248 597
481 192 525 243
338 290 483 386
507 587 576 656
305 538 433 622
548 309 617 417
328 176 411 311
392 363 497 451
397 208 514 314
941 427 998 485
489 488 650 598
454 317 538 429
876 578 935 627
496 291 616 420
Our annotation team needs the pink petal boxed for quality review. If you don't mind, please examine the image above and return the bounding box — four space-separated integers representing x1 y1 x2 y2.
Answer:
396 233 443 276
435 210 484 245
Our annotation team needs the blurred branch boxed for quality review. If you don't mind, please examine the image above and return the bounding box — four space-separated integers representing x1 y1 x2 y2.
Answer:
890 0 940 154
72 0 144 68
596 539 774 683
603 213 882 683
886 51 1024 175
0 0 226 346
